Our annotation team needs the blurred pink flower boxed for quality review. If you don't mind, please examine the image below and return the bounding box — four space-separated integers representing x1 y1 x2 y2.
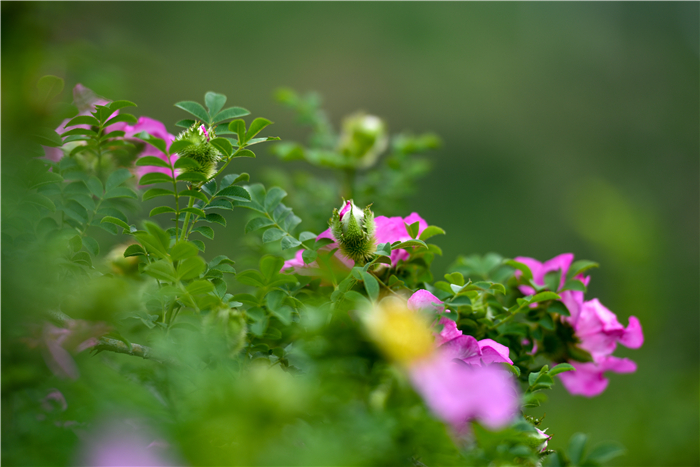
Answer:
282 210 428 273
23 319 110 380
557 355 637 397
408 289 513 366
513 253 590 311
119 116 178 180
409 355 519 432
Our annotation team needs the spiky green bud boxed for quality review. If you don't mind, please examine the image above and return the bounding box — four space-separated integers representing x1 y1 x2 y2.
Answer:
330 200 376 265
175 122 222 179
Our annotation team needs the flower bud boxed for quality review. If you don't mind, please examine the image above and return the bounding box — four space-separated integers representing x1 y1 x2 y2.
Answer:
174 122 222 179
337 112 388 169
330 200 376 264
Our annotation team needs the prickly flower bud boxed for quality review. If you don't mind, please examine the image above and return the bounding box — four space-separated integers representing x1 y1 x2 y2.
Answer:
330 200 376 264
174 122 222 179
337 112 388 169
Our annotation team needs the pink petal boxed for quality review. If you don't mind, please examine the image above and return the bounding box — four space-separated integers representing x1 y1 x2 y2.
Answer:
407 289 445 313
477 339 513 364
619 316 644 349
434 317 463 347
439 335 480 361
557 356 637 397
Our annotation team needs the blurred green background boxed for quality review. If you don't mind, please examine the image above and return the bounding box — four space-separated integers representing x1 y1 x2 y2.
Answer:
2 2 698 465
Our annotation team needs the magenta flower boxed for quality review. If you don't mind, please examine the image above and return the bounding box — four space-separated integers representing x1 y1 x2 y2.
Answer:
407 289 513 366
23 319 110 380
409 355 519 432
118 116 178 179
514 254 644 396
282 210 428 273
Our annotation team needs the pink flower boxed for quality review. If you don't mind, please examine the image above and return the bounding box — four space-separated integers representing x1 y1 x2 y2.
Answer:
534 428 551 452
557 356 637 397
119 117 178 179
409 356 519 432
408 289 513 366
23 319 110 380
282 211 428 273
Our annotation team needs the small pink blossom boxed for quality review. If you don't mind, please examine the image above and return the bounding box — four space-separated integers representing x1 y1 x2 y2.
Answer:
557 355 637 397
408 289 513 366
409 355 519 432
282 211 428 273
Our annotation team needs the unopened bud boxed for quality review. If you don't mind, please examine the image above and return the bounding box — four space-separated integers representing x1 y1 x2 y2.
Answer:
338 113 388 169
330 200 376 264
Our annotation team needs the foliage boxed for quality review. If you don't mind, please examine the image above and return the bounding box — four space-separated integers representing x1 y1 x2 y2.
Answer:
1 79 640 466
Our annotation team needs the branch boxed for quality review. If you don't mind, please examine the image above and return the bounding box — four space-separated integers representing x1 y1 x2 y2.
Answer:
94 337 163 364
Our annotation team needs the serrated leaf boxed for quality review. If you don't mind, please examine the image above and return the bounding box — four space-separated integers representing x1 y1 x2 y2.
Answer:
245 217 274 233
105 168 133 191
192 225 214 239
170 241 199 260
143 188 175 201
135 156 171 168
264 187 287 211
124 244 145 257
173 157 200 170
175 119 195 128
419 225 445 241
213 107 250 124
150 206 176 217
262 228 284 243
205 213 226 226
181 207 206 217
216 185 251 201
175 101 209 123
234 149 255 158
204 91 226 116
179 189 208 202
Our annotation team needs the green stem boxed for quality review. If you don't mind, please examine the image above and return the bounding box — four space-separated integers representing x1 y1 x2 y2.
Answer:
207 147 243 183
171 160 180 240
179 196 196 242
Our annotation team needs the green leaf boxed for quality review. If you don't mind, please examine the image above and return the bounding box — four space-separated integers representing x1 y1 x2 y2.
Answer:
234 149 255 158
392 239 428 250
246 117 272 142
204 91 226 116
405 221 420 239
544 270 562 292
175 101 209 123
505 260 533 282
264 187 287 211
567 433 589 466
360 271 379 302
302 250 317 265
236 270 266 287
418 225 445 241
213 107 250 124
191 240 205 252
34 128 63 147
104 113 138 127
82 236 100 256
135 156 171 168
101 216 129 230
298 231 316 242
85 176 103 197
179 189 208 202
584 442 626 464
26 193 55 211
144 261 177 282
108 100 137 112
262 228 284 243
29 171 63 189
187 280 214 295
177 256 206 280
37 75 64 102
175 119 195 129
281 235 301 250
66 115 100 128
173 157 200 170
150 206 176 217
245 217 274 233
133 131 167 154
69 235 83 253
205 213 226 226
124 244 146 257
549 363 576 376
547 300 571 316
62 128 97 137
105 168 133 191
170 241 199 260
216 185 251 201
192 225 214 239
561 279 587 292
260 255 285 281
176 172 208 183
169 139 194 155
568 260 599 279
181 207 206 217
270 305 293 326
210 137 233 157
529 292 561 303
143 188 175 201
229 119 246 144
104 187 138 199
71 251 92 267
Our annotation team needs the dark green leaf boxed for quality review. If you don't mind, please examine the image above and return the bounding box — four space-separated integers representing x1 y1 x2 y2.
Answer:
246 117 273 142
26 193 55 212
392 239 428 250
66 115 100 127
179 189 208 202
298 231 316 242
135 156 171 168
34 128 63 147
245 217 274 233
108 100 137 112
133 131 167 154
176 172 208 183
174 101 209 123
547 300 571 316
175 119 195 129
568 260 599 279
216 186 251 202
561 279 587 292
281 235 301 250
210 137 232 157
530 292 561 303
181 207 206 217
149 206 176 217
221 173 249 187
544 270 562 292
173 157 200 170
104 187 138 199
205 213 226 226
192 225 214 239
191 240 205 252
105 168 133 191
104 113 138 127
204 91 226 116
143 188 175 201
505 260 533 282
234 149 255 158
567 433 589 466
264 187 287 211
213 106 250 124
124 244 146 257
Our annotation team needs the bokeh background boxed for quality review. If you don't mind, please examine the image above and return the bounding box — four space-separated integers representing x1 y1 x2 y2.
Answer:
3 2 698 465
